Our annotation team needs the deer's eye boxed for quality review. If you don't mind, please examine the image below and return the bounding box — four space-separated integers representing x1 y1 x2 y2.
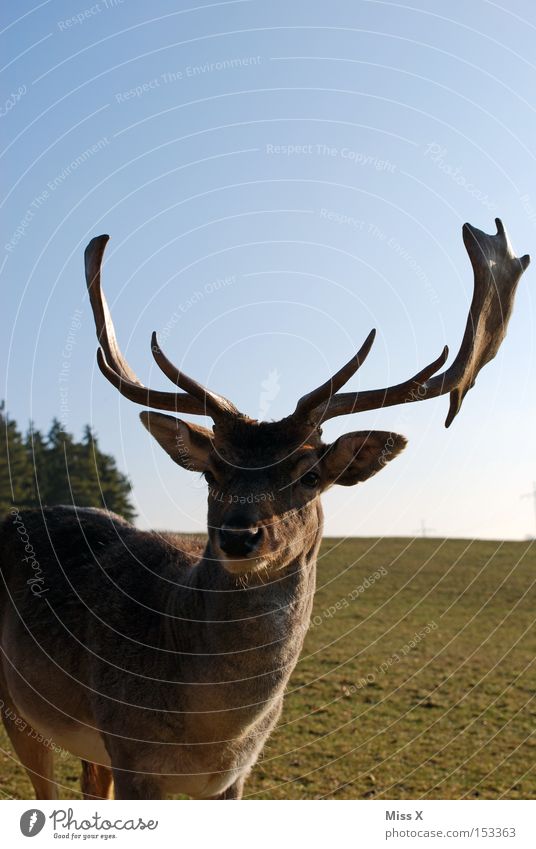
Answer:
300 470 320 489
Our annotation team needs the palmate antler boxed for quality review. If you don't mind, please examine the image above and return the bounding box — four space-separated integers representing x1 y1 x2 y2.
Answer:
293 219 530 427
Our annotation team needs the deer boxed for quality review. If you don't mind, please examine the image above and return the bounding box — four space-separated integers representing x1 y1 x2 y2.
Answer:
0 219 529 800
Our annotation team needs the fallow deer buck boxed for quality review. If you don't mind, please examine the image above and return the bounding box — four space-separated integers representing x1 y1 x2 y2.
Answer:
0 219 529 800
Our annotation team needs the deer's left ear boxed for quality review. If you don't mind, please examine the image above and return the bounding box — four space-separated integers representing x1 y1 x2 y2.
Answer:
320 430 407 487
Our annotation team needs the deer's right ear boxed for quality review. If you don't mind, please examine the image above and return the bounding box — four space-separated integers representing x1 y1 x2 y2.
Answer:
140 412 213 473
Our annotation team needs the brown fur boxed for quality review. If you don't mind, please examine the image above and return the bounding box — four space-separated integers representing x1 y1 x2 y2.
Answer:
0 423 404 799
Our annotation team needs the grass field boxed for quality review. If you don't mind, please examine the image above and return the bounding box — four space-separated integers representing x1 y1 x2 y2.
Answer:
1 537 535 800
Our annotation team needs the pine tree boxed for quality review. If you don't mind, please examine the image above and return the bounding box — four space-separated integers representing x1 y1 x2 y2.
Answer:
25 422 49 507
0 402 33 514
96 449 136 522
81 426 135 521
0 405 136 522
45 418 77 506
71 425 101 508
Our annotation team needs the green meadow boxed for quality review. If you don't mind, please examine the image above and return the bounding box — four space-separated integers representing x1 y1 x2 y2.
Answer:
1 537 535 800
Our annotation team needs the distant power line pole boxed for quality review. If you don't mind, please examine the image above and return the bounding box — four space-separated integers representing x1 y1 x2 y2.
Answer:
416 519 435 538
521 482 536 537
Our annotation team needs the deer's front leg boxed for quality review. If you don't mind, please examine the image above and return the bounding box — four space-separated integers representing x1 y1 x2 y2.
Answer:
112 768 164 799
208 775 245 800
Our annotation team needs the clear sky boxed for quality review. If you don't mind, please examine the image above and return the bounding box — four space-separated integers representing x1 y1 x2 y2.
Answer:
2 0 535 540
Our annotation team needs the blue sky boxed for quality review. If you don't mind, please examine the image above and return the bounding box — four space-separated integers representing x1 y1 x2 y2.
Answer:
2 0 535 539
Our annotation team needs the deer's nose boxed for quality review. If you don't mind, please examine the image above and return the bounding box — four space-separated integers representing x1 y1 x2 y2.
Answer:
218 522 264 557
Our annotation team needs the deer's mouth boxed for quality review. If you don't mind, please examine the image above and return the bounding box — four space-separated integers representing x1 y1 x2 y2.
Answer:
213 521 281 575
218 552 269 576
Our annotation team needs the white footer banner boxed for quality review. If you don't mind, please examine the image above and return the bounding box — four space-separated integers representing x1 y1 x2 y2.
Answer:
1 799 535 848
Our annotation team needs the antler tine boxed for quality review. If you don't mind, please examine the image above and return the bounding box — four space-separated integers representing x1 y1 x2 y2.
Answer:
312 345 449 422
293 328 377 419
95 348 207 414
85 235 233 419
85 235 138 384
299 218 530 427
151 332 239 417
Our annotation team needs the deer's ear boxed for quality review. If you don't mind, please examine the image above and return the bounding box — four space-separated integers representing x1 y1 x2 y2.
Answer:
140 412 213 473
321 430 407 487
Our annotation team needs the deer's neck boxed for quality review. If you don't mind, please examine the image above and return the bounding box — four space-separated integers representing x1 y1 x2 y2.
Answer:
197 534 320 645
167 505 323 678
159 508 323 740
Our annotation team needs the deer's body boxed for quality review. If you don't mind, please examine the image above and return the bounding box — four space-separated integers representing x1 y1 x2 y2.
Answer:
0 503 319 798
0 219 528 798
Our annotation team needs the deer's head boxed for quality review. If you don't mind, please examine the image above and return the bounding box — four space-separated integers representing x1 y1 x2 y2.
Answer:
85 220 529 576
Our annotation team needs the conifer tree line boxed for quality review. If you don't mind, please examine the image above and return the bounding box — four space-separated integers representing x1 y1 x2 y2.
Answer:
0 402 135 521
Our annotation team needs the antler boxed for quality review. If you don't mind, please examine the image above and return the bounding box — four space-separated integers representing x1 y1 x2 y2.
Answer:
293 219 530 428
293 329 377 419
85 235 239 419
